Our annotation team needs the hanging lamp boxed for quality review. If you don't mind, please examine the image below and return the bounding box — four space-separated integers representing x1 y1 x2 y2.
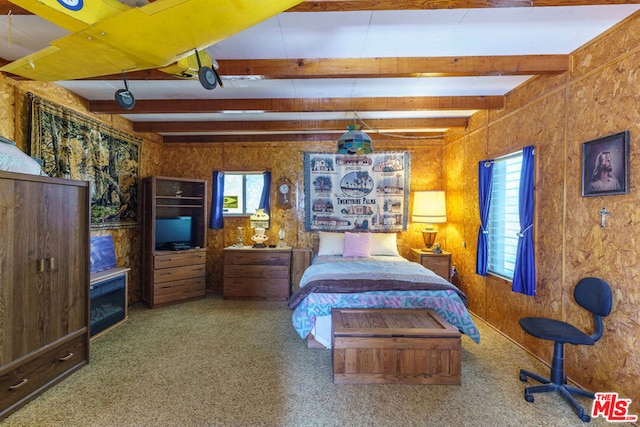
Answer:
337 114 373 154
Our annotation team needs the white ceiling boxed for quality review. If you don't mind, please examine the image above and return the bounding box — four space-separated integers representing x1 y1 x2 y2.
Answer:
1 3 640 140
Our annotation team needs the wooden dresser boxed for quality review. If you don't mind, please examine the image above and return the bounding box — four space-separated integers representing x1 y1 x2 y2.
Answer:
223 247 292 300
147 249 207 307
141 176 207 308
0 171 90 419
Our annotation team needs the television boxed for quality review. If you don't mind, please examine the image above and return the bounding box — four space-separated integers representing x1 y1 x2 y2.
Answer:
155 216 193 250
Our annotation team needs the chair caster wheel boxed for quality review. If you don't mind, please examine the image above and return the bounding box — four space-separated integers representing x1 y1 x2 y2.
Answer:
519 372 528 382
524 391 534 403
580 414 591 422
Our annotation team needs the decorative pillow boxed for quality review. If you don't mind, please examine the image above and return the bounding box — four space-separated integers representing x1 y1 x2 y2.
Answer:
370 233 400 256
343 232 371 258
317 231 345 256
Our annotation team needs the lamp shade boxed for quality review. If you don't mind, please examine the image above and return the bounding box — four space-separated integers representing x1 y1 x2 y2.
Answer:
337 124 373 155
412 191 447 224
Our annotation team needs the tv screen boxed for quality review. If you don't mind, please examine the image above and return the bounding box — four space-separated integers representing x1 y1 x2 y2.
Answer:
155 216 193 250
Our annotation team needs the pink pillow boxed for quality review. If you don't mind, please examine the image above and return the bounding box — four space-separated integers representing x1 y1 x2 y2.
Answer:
343 232 371 258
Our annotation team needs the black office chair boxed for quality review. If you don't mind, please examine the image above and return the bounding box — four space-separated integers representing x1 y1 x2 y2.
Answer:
519 277 612 423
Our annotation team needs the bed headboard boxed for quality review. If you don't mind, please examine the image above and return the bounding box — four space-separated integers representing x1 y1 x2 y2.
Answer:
312 231 401 258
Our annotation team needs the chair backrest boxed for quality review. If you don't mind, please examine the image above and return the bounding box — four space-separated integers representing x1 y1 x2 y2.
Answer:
574 277 613 317
574 277 612 343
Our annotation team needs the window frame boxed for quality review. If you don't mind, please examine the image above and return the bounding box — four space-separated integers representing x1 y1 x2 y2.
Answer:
222 171 265 217
487 150 523 281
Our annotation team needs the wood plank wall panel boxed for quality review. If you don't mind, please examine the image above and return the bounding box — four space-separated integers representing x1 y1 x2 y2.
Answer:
449 126 488 318
485 92 566 344
571 13 640 82
159 139 444 294
160 143 223 293
563 47 640 396
446 12 640 411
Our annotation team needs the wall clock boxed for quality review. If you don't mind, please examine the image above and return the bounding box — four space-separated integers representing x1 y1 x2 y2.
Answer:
277 177 293 209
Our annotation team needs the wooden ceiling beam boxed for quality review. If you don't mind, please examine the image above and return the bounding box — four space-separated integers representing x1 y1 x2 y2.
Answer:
218 55 570 79
133 117 468 133
89 96 502 114
53 55 568 82
2 0 638 15
161 131 446 143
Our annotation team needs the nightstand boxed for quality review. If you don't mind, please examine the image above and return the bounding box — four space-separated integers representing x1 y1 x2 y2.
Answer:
410 248 452 282
223 246 292 300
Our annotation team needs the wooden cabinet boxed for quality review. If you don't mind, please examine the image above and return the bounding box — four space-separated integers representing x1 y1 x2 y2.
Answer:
223 247 292 300
0 171 90 420
410 248 452 281
142 176 207 308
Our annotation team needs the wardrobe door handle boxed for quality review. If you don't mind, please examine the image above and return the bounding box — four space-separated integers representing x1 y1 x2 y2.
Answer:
37 259 45 273
48 257 55 271
9 378 28 390
59 352 74 362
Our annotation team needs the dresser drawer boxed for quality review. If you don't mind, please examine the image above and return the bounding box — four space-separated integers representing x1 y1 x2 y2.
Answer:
224 251 290 266
154 277 206 305
154 251 206 269
420 257 451 281
224 264 289 279
223 278 289 300
0 334 87 415
154 264 206 284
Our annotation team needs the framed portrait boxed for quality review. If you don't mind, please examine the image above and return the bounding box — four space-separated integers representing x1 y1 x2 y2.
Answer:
581 130 629 197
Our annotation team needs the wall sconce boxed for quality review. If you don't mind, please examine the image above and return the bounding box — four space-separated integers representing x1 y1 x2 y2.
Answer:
412 191 447 251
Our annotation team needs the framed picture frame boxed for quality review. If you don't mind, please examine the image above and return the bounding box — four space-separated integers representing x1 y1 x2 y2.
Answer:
581 130 629 197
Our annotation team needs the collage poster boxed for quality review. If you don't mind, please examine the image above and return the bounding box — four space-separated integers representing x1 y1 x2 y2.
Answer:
304 152 410 232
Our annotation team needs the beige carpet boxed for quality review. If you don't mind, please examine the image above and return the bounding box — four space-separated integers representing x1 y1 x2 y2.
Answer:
1 296 631 427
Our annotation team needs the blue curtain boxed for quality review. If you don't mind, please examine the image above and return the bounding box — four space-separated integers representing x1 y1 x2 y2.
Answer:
209 171 225 229
258 171 271 219
512 146 536 296
476 160 494 276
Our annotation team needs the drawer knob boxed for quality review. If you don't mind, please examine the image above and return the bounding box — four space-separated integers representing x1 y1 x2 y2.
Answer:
9 378 28 390
59 352 74 362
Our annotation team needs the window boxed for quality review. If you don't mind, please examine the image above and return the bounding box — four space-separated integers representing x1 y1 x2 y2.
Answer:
222 172 264 216
487 151 523 280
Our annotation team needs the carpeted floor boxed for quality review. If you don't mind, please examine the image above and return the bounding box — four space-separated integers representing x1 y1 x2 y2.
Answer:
1 296 632 427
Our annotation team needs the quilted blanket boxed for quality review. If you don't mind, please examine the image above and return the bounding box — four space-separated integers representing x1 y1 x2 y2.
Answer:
289 256 480 344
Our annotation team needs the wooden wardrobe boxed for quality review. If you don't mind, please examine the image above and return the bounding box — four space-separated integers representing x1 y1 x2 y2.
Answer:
0 170 90 419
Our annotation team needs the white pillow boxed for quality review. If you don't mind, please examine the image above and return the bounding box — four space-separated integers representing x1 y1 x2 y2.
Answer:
0 140 44 175
317 231 345 256
370 233 400 256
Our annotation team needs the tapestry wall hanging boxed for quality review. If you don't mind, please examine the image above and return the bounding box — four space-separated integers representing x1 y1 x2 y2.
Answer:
304 152 410 232
29 94 141 229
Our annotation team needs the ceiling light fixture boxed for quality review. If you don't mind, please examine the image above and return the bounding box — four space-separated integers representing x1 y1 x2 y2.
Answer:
337 111 373 155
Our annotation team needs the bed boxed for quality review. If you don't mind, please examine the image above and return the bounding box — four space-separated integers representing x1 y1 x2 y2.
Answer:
288 232 480 348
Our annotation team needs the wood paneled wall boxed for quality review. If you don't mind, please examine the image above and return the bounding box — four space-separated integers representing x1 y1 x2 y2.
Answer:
445 13 640 413
161 141 446 293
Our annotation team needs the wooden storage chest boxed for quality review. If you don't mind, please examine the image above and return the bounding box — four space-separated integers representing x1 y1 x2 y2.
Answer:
331 308 461 385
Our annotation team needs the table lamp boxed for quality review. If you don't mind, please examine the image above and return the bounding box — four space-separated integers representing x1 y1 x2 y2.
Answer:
249 208 270 248
412 191 447 251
